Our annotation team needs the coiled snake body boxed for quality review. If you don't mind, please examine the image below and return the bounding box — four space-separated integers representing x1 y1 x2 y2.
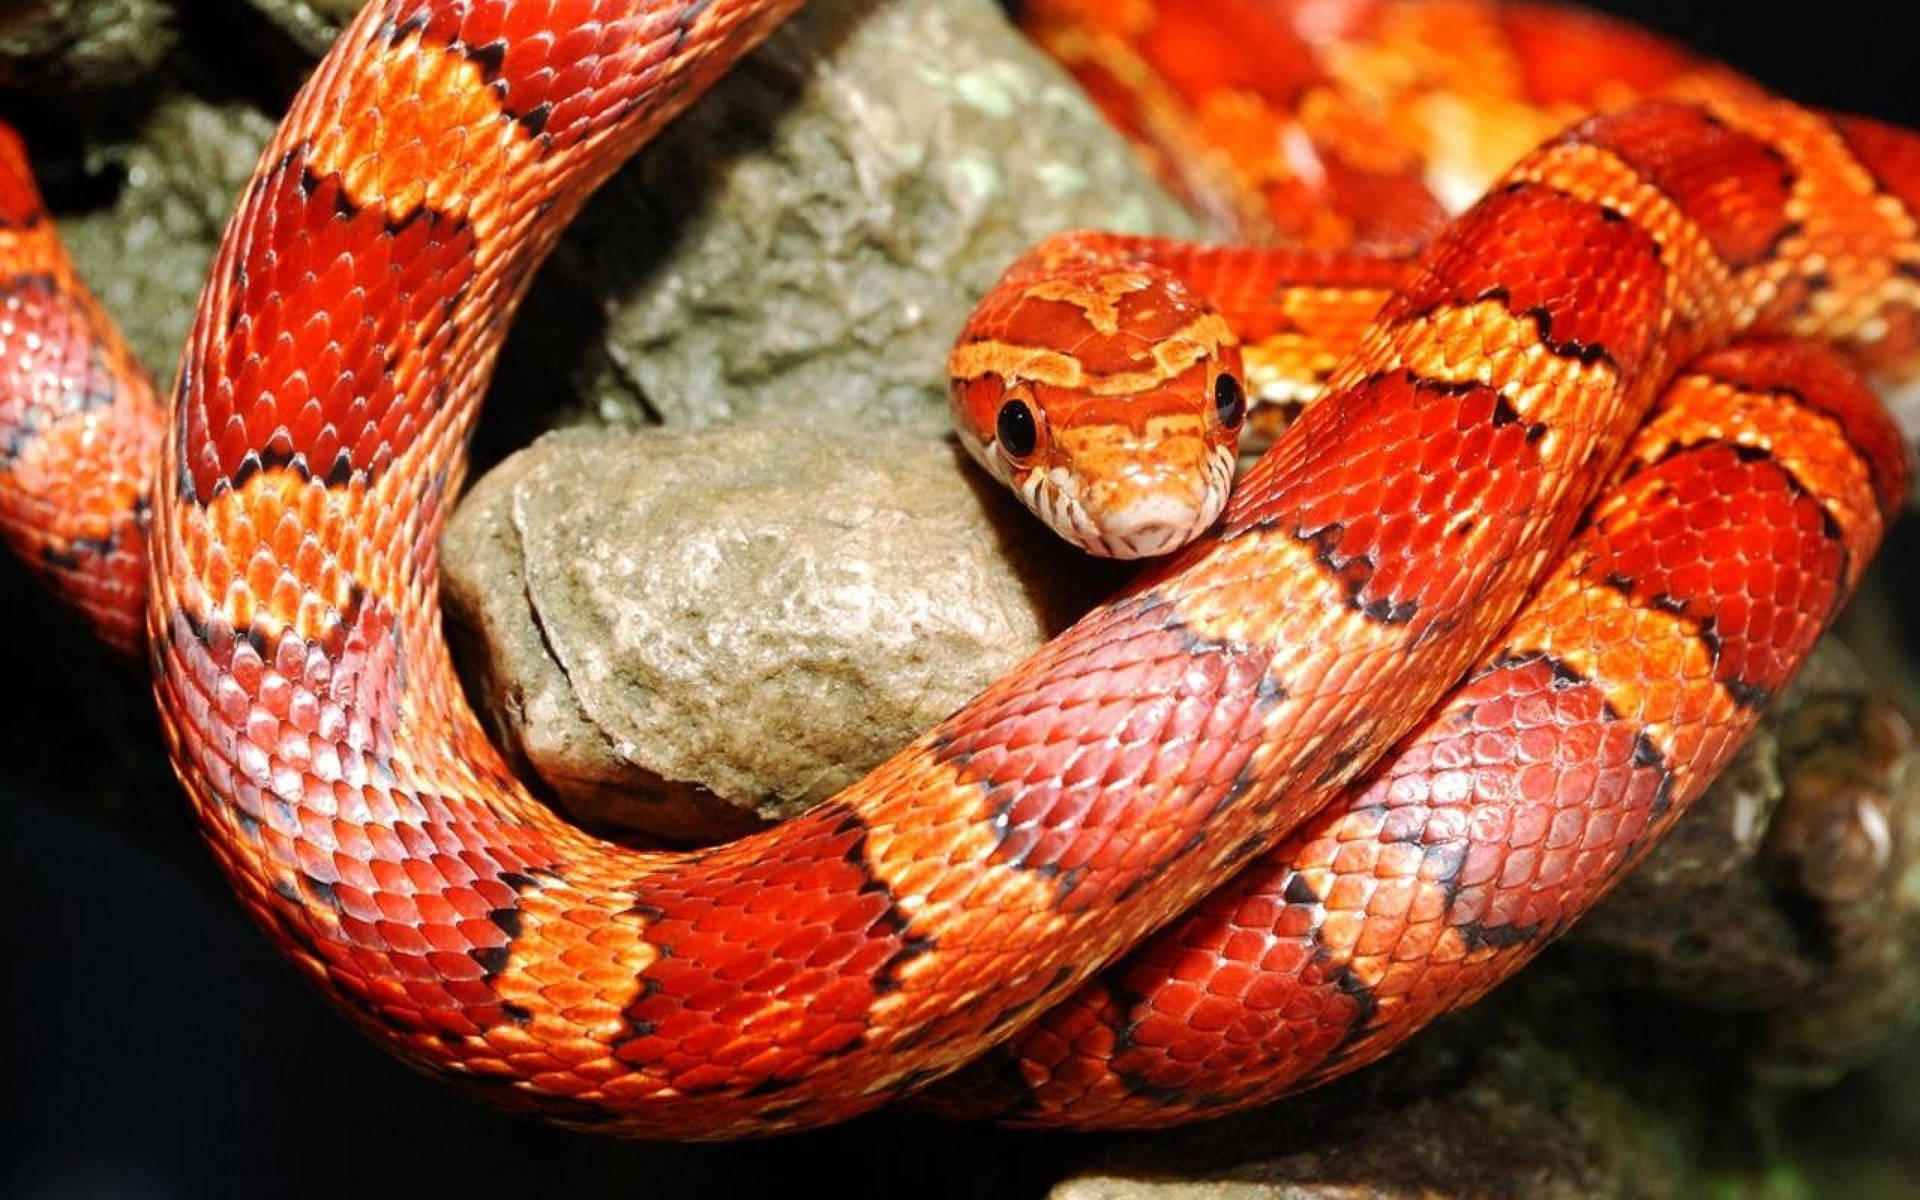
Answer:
0 0 1914 1136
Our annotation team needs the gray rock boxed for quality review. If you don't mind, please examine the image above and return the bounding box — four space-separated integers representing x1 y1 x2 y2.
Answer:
439 0 1196 840
241 0 355 57
57 96 275 380
442 422 1123 843
0 0 176 95
483 0 1200 453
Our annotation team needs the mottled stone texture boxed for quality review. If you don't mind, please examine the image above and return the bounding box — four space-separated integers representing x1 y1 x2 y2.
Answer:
443 423 1121 842
58 98 275 379
0 0 175 94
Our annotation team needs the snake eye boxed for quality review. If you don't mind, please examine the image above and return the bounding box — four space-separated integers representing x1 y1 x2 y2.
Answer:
996 397 1040 459
1214 373 1246 431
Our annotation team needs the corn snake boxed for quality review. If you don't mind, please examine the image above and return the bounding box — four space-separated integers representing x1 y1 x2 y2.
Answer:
0 0 1915 1139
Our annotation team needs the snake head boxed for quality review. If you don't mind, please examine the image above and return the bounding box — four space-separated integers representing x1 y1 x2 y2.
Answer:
949 242 1245 558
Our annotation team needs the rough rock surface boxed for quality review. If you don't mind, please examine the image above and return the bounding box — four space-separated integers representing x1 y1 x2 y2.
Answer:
481 0 1200 454
58 97 275 377
243 0 360 56
443 422 1123 842
437 0 1185 840
0 0 175 95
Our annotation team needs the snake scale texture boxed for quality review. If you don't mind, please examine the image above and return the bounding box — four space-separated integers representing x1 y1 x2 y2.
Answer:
0 0 1915 1137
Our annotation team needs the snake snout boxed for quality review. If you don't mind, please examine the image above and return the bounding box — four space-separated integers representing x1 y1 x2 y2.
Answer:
1093 490 1213 557
1074 435 1235 558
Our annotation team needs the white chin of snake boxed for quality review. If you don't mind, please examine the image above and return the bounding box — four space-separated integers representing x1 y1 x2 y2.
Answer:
1021 447 1236 559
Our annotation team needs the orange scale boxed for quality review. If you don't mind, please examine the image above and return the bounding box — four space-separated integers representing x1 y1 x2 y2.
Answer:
1420 756 1474 806
448 908 511 952
1401 876 1453 925
1411 798 1469 842
542 1066 612 1100
419 944 482 979
1361 874 1419 921
471 840 540 889
1004 1007 1088 1071
532 979 603 1015
1534 845 1583 892
1127 977 1210 1034
1163 1007 1234 1056
1371 839 1426 880
1466 719 1521 767
1264 975 1334 1025
550 1038 623 1074
1348 902 1417 959
1201 960 1260 1003
1392 933 1467 983
1493 844 1540 891
1546 803 1595 850
286 831 332 881
1325 837 1381 880
289 805 334 855
813 929 889 976
559 944 631 987
393 854 446 893
209 670 252 728
1264 893 1321 940
392 975 456 1018
1383 910 1453 963
1508 795 1559 845
334 908 384 949
1226 891 1285 933
432 971 495 1009
1331 802 1397 843
1517 723 1565 764
388 820 436 862
1313 875 1374 921
328 816 375 861
1566 844 1624 887
1234 968 1297 1017
369 879 428 924
365 855 420 898
1549 760 1605 809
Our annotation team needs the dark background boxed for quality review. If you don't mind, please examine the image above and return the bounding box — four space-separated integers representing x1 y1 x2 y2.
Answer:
3 2 1918 1197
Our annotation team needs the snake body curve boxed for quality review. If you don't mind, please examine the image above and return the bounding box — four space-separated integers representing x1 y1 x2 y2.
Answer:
0 0 1916 1137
